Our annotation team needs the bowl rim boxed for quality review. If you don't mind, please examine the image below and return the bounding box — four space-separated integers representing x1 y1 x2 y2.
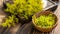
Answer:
32 10 58 29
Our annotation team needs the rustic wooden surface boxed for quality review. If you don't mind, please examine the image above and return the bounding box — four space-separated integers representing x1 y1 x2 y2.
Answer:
53 4 60 34
0 0 60 34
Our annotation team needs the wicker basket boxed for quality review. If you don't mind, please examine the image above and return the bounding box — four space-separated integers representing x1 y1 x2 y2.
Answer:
32 10 58 32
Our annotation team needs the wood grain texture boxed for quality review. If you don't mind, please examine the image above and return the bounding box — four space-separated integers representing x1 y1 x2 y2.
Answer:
0 0 60 34
0 9 7 24
53 4 60 34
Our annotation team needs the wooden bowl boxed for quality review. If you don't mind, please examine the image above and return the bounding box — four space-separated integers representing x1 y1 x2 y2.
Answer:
32 10 58 32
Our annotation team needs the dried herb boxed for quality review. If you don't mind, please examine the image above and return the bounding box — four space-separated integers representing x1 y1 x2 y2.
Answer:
5 0 43 19
33 14 56 28
1 15 18 27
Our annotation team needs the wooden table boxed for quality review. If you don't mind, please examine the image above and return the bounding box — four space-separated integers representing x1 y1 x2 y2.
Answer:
0 0 60 34
52 4 60 34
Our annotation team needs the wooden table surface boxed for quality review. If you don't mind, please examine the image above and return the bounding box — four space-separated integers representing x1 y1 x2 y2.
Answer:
0 0 60 34
52 4 60 34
